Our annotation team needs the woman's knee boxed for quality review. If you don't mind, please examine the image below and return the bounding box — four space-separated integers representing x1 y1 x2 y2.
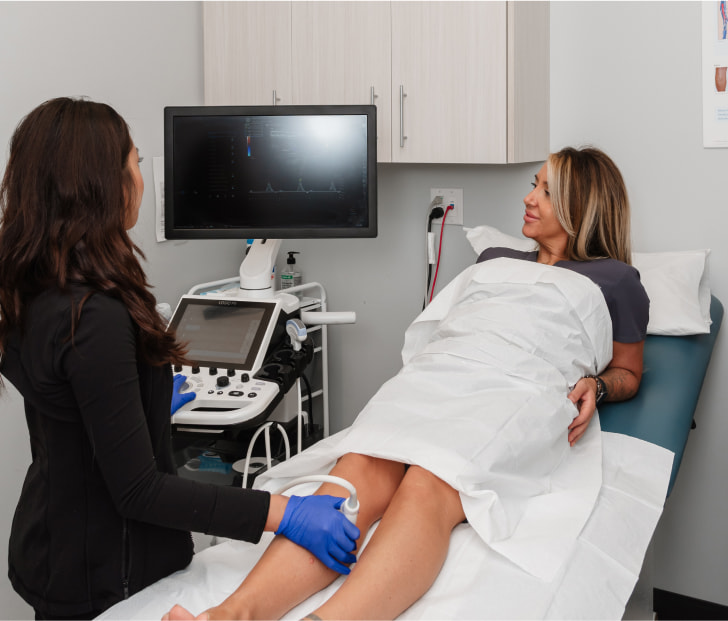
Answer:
327 453 406 518
397 466 465 527
336 453 405 486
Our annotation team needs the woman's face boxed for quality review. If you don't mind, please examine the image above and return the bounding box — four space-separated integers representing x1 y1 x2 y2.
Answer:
522 162 568 251
124 142 144 230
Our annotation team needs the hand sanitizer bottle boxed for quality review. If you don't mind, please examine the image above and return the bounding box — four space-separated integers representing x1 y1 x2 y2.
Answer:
280 251 302 290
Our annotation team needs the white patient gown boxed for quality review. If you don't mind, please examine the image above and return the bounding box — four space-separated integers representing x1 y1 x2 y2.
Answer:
257 258 614 580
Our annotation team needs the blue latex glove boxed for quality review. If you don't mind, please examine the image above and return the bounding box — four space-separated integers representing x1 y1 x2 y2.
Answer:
276 495 361 574
171 374 195 415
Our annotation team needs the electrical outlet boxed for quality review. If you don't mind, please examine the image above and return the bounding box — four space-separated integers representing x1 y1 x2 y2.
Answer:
430 188 463 225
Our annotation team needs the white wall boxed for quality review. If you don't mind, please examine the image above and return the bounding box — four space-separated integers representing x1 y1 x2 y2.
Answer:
0 1 726 617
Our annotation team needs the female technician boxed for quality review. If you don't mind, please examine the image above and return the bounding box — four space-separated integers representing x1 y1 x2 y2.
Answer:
0 97 359 620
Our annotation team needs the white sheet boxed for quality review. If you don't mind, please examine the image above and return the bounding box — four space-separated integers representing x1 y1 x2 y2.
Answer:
258 258 613 581
99 433 673 621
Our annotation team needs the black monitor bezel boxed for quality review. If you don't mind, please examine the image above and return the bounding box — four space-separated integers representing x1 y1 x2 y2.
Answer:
163 104 378 240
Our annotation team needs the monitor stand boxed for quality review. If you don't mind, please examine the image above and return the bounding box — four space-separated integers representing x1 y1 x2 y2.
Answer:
238 238 281 298
236 238 300 315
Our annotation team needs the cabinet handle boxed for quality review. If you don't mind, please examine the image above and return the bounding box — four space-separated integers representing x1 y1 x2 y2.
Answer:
399 85 407 148
272 90 281 106
370 86 377 106
370 87 380 143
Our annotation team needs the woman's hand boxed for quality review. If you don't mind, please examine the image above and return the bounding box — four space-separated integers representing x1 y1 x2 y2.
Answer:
567 340 645 446
171 374 195 415
275 495 360 574
567 377 599 446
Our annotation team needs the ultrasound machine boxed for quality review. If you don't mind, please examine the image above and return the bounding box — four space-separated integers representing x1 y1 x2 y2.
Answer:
163 104 377 486
167 293 304 429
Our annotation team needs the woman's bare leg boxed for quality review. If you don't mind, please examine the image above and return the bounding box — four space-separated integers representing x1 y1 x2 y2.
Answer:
310 466 466 621
196 454 406 620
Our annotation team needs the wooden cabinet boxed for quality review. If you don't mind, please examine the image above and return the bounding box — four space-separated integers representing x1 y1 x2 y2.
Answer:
391 2 506 163
204 2 292 105
203 1 548 164
290 2 392 162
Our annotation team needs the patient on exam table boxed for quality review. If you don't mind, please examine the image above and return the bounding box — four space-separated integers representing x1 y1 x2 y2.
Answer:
165 147 650 621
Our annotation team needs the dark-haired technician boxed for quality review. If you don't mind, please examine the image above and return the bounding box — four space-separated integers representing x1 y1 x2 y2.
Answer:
0 97 359 619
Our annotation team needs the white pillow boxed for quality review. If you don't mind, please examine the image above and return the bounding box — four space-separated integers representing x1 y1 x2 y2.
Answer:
464 225 712 336
464 225 537 255
632 250 711 336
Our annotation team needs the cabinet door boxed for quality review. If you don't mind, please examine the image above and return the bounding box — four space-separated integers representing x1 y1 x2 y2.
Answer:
391 1 508 163
507 1 549 163
291 2 392 162
203 2 292 105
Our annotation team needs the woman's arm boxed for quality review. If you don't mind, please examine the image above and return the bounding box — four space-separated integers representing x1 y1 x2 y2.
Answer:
65 294 272 539
567 340 644 446
599 340 645 400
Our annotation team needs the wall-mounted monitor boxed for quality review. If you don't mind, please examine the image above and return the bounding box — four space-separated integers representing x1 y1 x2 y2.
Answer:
163 105 377 240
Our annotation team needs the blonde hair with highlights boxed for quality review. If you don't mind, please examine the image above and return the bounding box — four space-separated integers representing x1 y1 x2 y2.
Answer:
547 147 632 264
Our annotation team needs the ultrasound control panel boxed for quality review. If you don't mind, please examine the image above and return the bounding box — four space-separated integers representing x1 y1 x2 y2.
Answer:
168 295 288 427
172 366 281 427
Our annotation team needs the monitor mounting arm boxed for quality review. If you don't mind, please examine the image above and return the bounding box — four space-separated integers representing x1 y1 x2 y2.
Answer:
239 239 281 298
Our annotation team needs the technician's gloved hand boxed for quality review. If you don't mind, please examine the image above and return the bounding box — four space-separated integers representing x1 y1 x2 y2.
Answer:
171 374 196 415
276 495 360 574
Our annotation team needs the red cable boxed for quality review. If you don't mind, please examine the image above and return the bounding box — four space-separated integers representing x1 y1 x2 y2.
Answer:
429 205 453 302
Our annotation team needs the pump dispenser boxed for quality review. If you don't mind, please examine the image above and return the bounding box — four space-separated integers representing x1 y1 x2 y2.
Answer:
280 251 302 290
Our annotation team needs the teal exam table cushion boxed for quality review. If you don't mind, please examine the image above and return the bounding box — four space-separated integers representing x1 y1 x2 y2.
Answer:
599 295 723 496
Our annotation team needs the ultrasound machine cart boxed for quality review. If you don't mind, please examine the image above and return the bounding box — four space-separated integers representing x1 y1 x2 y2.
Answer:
169 278 350 489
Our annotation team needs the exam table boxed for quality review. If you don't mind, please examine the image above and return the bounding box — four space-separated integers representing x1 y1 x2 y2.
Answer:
99 296 723 621
600 295 724 496
608 294 723 619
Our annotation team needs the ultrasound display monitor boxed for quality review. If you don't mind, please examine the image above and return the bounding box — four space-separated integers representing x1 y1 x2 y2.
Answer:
168 297 277 372
164 105 377 240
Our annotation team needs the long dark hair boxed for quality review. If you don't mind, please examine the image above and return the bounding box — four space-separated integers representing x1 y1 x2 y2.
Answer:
0 97 187 366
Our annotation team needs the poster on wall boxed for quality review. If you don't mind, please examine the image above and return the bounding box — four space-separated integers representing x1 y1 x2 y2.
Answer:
703 1 728 147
